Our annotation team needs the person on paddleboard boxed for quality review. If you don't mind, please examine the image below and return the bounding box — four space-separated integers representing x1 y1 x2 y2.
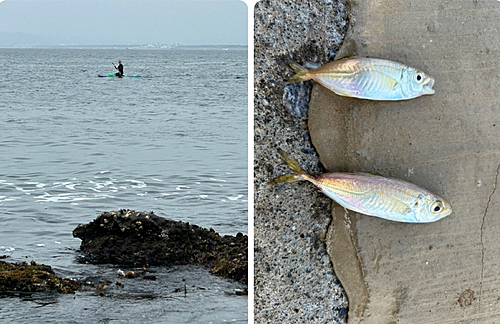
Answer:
113 60 124 77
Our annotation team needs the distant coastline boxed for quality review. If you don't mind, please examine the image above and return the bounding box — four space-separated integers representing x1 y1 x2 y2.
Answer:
0 43 247 50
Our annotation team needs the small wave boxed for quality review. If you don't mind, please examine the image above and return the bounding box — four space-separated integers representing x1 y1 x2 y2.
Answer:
209 178 226 182
226 195 244 201
128 180 147 188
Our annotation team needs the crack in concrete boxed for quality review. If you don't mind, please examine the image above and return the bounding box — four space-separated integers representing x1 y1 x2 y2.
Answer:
479 163 500 309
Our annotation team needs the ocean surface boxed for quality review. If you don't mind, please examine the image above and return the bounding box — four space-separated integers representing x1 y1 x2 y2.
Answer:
0 48 248 323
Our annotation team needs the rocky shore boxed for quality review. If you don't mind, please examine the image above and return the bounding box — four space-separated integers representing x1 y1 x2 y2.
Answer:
73 209 247 284
0 210 246 295
0 260 81 294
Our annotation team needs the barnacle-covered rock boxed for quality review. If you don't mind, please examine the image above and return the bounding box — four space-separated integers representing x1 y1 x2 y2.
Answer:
73 210 247 284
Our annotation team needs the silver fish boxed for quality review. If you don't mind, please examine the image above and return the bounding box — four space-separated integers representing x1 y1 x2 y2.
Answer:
288 57 435 101
270 149 452 223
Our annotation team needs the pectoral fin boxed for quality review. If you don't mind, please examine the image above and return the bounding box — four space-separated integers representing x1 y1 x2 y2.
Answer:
378 73 399 90
377 191 411 215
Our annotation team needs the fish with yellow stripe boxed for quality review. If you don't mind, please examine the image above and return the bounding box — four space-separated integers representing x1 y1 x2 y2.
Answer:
288 57 435 101
269 149 452 223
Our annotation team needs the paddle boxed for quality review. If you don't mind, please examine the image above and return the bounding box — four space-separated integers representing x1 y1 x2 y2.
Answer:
112 62 121 77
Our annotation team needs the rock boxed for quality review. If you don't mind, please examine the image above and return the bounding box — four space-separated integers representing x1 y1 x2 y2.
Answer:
282 83 311 117
73 210 247 284
0 260 81 294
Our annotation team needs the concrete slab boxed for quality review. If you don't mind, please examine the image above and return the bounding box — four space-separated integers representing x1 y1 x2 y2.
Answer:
308 0 500 322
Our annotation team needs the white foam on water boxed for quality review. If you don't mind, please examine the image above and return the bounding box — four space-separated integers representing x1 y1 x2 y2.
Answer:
210 178 226 182
226 195 243 201
128 180 147 188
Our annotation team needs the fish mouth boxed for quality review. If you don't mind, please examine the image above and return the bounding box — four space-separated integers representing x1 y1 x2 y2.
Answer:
440 207 453 219
422 78 435 95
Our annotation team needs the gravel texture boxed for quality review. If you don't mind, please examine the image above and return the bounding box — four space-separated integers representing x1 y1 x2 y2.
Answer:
253 0 349 322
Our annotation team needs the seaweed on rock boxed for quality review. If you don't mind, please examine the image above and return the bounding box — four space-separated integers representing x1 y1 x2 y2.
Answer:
73 210 247 284
0 260 81 294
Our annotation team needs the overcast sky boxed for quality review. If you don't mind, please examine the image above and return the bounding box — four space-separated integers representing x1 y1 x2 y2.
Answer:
0 0 247 46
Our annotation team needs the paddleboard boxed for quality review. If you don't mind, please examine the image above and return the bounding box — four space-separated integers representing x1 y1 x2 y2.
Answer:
98 73 140 78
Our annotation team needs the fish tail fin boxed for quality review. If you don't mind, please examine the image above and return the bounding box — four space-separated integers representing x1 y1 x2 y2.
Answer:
269 174 302 184
268 149 311 184
287 62 311 84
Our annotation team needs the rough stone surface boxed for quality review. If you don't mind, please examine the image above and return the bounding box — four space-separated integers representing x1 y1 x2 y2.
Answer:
0 260 81 294
282 83 312 118
73 210 247 284
254 0 349 322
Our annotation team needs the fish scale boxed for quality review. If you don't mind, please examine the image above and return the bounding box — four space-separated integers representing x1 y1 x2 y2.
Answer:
287 57 435 101
270 150 452 223
318 175 403 215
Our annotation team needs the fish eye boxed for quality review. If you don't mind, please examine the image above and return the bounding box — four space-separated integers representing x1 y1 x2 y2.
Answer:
431 201 443 213
415 73 423 83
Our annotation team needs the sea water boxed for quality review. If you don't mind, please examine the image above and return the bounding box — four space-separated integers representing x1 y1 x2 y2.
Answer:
0 48 247 323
